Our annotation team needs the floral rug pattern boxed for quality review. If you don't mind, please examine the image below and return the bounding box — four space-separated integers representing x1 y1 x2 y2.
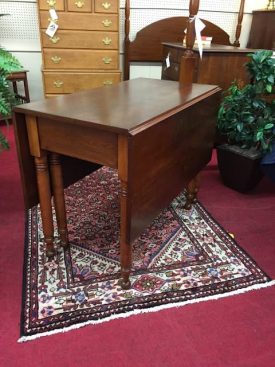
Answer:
21 167 270 340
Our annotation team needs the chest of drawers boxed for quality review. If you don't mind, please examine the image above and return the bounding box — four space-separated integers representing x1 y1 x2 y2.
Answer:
161 42 258 91
37 0 121 97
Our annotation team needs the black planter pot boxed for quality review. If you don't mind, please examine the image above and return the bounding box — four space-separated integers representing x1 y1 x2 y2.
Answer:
217 144 263 192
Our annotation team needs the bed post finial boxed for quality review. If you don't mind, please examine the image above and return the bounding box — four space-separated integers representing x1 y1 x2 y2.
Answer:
184 0 200 56
179 0 200 84
124 0 130 80
233 0 245 47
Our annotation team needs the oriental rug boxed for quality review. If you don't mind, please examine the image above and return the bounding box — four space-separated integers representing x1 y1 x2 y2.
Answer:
20 167 273 341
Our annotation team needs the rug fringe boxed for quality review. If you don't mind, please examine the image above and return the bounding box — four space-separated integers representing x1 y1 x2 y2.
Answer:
18 279 275 343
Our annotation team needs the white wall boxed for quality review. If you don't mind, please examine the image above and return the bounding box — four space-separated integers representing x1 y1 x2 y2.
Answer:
0 0 43 100
0 0 268 101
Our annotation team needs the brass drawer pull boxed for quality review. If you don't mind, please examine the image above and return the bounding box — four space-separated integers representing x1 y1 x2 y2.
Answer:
102 2 111 9
47 0 56 7
75 1 85 7
102 19 112 27
53 80 64 88
48 17 58 23
103 80 113 85
102 37 112 45
50 36 60 44
102 57 112 64
51 56 62 64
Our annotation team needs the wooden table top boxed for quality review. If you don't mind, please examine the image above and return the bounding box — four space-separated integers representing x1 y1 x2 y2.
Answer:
7 70 29 78
14 78 219 135
162 42 258 54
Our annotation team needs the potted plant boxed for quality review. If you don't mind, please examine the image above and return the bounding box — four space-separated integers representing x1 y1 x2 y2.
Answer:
247 50 275 182
216 50 275 192
0 46 22 151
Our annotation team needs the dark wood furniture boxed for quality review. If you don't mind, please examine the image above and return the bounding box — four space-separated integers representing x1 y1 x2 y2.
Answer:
162 43 255 91
124 0 246 80
14 78 221 289
7 70 30 103
247 10 275 50
1 71 30 123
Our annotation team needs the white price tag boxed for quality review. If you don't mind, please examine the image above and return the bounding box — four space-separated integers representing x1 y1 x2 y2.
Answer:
166 53 170 68
49 8 58 21
46 21 58 37
191 16 206 59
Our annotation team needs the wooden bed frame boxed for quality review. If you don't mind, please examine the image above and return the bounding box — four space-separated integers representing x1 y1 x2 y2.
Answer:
124 0 246 80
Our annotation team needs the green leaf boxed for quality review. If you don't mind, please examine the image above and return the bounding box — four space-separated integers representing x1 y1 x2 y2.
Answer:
266 84 273 93
256 131 263 141
237 123 243 132
267 75 274 84
264 123 274 130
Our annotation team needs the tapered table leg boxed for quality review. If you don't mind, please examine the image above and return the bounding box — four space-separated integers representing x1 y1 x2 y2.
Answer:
34 153 55 258
184 173 200 210
49 153 68 248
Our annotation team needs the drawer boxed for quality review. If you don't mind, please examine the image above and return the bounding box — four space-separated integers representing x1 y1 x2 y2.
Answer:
67 0 92 12
94 0 118 13
40 11 118 31
43 71 121 93
41 30 118 49
43 49 119 69
38 0 64 10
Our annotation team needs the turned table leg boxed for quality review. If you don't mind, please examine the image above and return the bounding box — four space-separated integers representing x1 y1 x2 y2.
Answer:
49 153 68 248
118 135 132 289
34 153 55 258
184 173 201 210
119 180 132 290
120 245 131 290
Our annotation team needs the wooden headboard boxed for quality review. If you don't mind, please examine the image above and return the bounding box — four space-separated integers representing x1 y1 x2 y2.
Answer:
124 0 245 80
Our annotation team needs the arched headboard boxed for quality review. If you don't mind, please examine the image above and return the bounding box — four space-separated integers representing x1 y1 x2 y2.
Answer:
124 0 245 80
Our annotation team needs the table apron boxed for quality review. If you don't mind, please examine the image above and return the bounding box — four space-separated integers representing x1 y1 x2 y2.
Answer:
38 117 118 168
